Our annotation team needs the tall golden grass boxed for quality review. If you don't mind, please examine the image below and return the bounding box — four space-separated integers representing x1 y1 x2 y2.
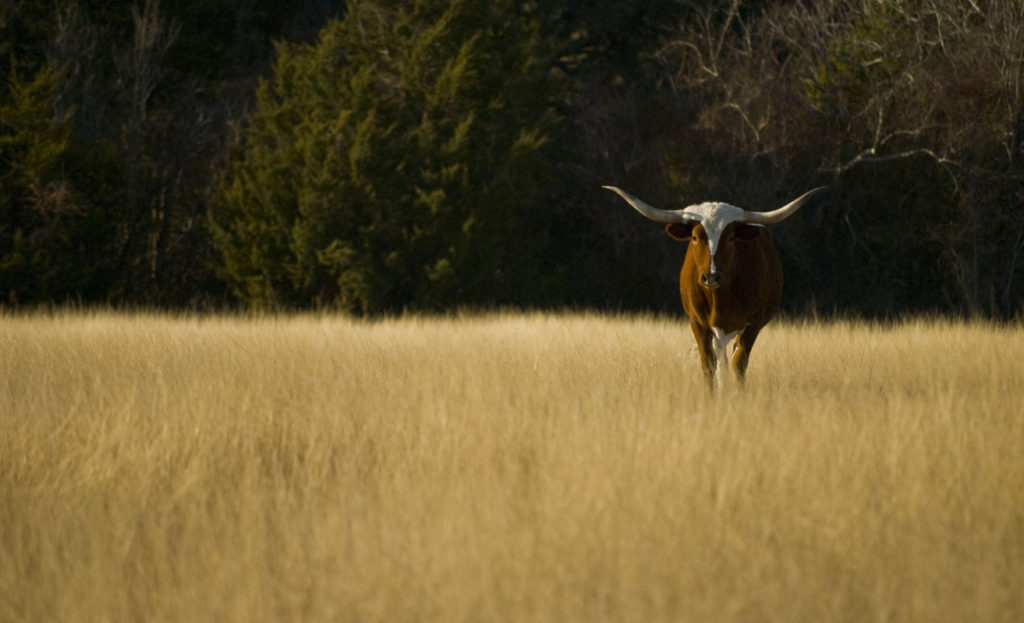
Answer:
2 311 1023 622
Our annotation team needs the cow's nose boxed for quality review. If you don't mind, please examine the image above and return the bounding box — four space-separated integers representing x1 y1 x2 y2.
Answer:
701 272 721 289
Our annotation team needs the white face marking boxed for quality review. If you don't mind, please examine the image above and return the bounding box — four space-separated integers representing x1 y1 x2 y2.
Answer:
682 203 747 266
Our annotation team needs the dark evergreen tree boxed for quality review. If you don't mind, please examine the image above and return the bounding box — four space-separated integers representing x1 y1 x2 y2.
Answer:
0 62 76 303
211 0 564 312
0 0 341 307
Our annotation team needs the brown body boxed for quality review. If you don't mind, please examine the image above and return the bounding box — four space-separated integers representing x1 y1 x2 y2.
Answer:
602 184 826 388
668 221 783 382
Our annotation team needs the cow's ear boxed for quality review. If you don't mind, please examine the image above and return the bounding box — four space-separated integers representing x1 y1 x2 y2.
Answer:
665 222 695 241
734 223 763 241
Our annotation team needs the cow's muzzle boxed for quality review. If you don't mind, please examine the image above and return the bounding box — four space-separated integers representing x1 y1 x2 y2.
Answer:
700 272 721 289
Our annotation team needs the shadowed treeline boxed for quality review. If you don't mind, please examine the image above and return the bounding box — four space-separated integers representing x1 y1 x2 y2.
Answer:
3 1 1023 317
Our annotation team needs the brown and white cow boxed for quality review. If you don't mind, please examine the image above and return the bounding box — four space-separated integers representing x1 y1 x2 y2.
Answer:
603 185 827 388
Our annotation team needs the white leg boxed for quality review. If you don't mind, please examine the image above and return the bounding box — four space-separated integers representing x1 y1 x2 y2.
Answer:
711 327 741 389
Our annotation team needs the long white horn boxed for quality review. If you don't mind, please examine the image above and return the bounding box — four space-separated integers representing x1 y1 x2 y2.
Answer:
602 185 690 224
742 187 828 225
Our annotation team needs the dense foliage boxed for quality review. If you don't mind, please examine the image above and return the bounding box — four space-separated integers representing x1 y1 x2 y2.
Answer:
211 2 564 311
3 1 1023 316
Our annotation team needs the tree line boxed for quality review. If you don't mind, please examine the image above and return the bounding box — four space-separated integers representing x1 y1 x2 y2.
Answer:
3 0 1023 317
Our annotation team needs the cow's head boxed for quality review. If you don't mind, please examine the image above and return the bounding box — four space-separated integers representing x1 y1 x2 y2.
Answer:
602 186 827 290
663 217 765 289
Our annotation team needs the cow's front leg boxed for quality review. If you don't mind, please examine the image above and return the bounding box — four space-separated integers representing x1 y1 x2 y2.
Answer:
689 320 716 388
731 324 763 383
711 327 740 390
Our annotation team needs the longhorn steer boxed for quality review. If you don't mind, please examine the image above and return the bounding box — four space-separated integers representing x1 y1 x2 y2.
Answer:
603 185 827 388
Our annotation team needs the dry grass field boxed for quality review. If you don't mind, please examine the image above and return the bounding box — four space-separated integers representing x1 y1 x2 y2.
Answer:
2 310 1023 622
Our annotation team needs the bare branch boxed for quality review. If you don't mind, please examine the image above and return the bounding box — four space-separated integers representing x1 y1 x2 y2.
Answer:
821 147 961 191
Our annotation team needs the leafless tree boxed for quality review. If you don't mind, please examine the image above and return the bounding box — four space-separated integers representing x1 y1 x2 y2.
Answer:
653 0 1024 316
